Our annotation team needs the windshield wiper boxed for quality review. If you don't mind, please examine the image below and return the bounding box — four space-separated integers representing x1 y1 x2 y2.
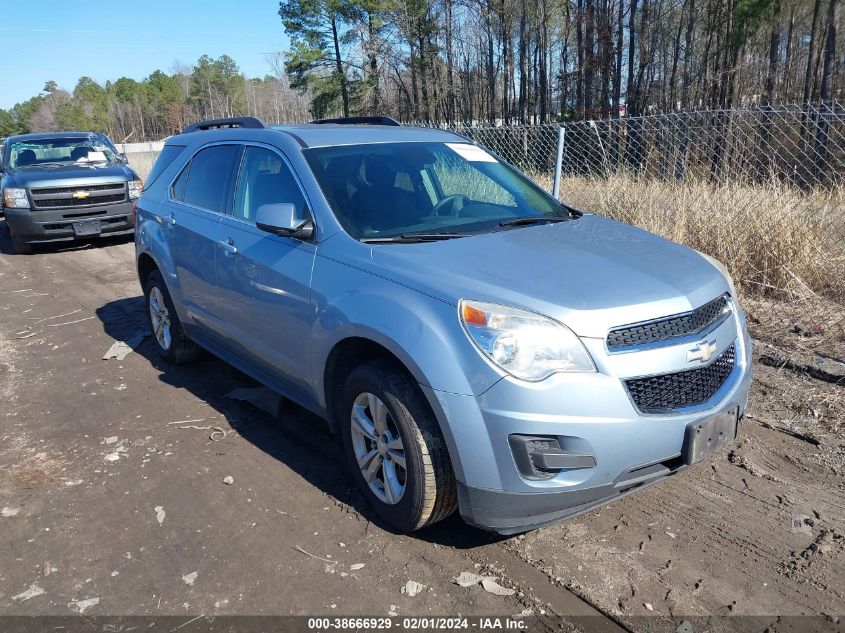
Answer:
361 232 468 243
498 216 567 228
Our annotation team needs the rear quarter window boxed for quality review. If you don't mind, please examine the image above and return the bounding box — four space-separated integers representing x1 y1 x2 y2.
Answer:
179 144 241 213
144 145 186 190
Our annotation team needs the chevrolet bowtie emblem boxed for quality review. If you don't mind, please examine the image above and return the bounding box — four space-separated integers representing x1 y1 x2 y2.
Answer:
72 190 90 199
687 340 718 363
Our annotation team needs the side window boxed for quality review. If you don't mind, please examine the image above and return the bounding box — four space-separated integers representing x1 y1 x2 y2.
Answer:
181 144 241 212
171 161 190 201
232 146 306 222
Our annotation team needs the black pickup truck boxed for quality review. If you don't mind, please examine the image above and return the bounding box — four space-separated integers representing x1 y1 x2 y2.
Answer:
1 132 141 254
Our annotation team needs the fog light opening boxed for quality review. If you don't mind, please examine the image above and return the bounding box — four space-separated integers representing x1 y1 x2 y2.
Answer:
508 435 596 481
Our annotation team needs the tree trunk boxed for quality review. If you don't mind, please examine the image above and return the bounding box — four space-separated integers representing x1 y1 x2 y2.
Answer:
681 0 696 108
803 0 823 106
814 0 839 181
367 11 380 112
539 0 549 122
444 0 455 122
330 14 349 117
584 0 595 119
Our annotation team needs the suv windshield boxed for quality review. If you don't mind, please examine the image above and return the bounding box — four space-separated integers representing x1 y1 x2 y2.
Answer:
304 141 567 240
6 134 121 169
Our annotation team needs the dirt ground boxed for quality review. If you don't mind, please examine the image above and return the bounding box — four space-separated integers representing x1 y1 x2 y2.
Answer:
0 227 843 632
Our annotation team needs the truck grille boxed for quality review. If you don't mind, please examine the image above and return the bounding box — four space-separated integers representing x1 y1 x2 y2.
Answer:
625 344 736 413
29 182 127 210
607 295 730 350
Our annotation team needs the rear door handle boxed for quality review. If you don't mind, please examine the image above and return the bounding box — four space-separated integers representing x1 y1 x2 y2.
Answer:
161 213 176 227
218 238 237 255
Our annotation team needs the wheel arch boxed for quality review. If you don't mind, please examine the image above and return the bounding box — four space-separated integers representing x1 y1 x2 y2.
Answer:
320 333 469 485
137 251 159 288
323 336 423 432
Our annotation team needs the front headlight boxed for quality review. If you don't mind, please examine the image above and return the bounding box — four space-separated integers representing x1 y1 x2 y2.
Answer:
700 252 738 298
128 179 143 200
459 299 595 381
3 188 29 208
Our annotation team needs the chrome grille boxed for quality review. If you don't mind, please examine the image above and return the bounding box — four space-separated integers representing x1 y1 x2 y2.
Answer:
29 182 127 210
625 344 736 413
607 295 730 350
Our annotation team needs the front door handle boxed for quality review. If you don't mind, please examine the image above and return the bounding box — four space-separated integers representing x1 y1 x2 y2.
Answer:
218 238 237 255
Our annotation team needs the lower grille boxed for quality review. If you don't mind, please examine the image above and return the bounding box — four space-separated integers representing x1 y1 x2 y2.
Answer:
625 344 736 413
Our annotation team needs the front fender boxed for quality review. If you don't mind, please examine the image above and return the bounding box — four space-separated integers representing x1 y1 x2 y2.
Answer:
309 259 505 486
309 258 503 404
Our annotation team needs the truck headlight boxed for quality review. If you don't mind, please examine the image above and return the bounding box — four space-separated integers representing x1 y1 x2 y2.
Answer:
3 188 29 208
128 179 143 200
459 299 596 381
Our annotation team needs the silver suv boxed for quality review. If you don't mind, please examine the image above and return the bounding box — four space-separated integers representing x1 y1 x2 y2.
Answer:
135 116 752 534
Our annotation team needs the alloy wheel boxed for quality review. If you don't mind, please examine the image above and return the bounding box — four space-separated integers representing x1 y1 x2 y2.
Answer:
349 392 407 505
148 286 172 351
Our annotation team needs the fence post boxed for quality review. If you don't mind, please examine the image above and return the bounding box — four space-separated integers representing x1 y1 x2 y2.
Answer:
553 126 565 198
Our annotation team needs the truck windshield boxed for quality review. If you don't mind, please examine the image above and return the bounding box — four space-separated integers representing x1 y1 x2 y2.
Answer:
304 141 567 240
7 134 120 169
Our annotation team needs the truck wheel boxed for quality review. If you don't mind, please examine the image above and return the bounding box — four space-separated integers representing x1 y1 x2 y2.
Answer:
339 359 457 532
10 231 32 255
143 270 201 364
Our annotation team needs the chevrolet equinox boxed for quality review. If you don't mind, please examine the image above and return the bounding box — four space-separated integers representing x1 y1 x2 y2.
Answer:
134 116 752 534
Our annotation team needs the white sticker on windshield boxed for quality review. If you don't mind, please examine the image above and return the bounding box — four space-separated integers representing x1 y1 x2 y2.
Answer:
446 143 497 163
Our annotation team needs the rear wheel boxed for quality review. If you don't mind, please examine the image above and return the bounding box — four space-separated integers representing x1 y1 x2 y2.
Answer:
339 360 457 532
143 270 201 364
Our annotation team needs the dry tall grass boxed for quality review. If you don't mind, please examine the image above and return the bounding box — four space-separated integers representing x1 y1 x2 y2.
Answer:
545 172 845 349
549 174 845 302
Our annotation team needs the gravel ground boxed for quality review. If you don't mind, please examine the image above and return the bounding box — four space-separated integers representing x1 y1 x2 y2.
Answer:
0 229 842 632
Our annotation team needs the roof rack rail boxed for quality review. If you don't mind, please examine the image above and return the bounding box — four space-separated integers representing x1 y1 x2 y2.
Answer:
310 116 401 127
181 116 267 134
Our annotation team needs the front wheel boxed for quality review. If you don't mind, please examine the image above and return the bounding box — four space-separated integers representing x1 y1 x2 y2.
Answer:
339 360 457 532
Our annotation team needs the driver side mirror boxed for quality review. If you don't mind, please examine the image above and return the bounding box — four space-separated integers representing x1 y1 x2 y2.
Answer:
255 203 314 240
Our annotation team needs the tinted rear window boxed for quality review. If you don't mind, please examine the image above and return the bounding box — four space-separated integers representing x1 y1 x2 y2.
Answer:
144 145 185 190
182 145 241 212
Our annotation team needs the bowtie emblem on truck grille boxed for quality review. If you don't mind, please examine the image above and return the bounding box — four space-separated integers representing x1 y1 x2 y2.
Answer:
687 340 718 364
72 191 90 199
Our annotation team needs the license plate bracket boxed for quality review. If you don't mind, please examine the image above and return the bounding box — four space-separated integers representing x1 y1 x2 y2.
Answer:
683 408 738 465
72 220 101 237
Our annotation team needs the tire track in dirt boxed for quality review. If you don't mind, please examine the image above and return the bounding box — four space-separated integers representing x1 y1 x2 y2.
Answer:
506 414 845 625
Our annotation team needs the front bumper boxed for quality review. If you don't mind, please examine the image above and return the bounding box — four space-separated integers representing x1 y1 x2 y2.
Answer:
424 309 753 534
5 202 134 244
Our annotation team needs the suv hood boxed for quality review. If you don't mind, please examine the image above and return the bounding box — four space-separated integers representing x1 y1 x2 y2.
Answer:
7 163 136 189
367 215 729 339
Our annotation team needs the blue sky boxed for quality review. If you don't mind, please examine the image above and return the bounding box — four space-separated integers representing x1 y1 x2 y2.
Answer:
1 0 290 110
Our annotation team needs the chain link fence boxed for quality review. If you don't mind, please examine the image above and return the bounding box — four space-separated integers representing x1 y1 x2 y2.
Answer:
443 104 845 358
126 105 845 358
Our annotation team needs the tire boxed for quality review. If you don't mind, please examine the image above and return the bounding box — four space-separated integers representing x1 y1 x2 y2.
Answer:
10 230 32 255
338 359 457 532
143 270 201 364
